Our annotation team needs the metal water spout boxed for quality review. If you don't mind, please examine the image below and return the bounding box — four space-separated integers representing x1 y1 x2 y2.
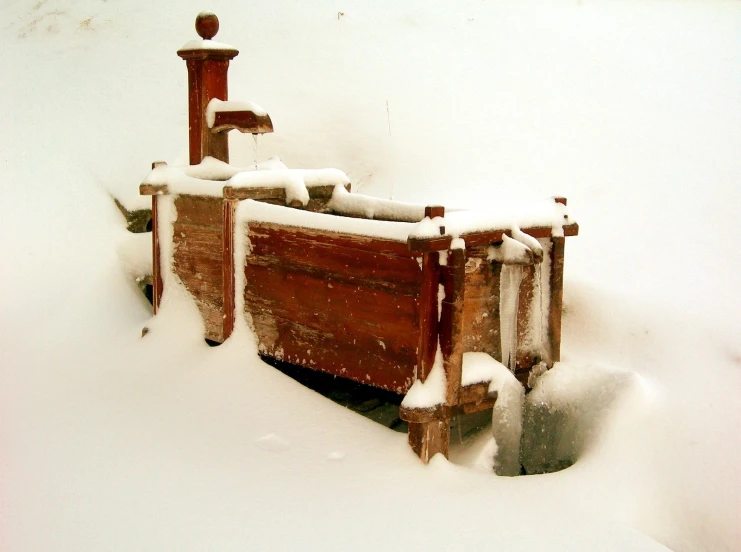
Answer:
177 12 274 165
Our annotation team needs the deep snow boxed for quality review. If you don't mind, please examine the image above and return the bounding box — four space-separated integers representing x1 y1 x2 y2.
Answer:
1 1 740 551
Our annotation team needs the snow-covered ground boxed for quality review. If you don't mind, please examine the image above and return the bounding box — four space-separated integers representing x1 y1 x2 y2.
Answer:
1 1 739 550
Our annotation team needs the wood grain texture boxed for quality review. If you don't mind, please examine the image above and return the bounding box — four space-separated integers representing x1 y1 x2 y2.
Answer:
222 199 238 339
151 196 163 314
440 248 465 405
172 195 225 342
548 237 566 363
408 418 450 463
243 223 423 393
180 58 234 164
416 251 440 382
461 247 502 361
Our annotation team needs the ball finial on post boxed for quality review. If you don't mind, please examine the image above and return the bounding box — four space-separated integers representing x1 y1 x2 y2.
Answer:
195 12 219 40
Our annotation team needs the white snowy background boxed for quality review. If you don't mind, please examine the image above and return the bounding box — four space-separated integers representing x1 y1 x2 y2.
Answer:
1 0 739 550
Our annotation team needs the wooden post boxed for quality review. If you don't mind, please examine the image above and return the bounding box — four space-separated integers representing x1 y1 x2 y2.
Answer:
151 197 164 314
548 237 566 363
408 205 451 463
177 13 238 165
440 247 465 406
222 199 238 339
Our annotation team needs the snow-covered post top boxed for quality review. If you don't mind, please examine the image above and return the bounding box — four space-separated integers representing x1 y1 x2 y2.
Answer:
177 12 239 165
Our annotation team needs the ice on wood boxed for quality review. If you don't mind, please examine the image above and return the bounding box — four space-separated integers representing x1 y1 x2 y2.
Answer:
462 353 524 476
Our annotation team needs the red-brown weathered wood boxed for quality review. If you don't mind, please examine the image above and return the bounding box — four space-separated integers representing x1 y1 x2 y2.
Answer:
222 199 238 340
424 205 445 219
440 248 465 405
399 404 451 424
223 184 336 201
151 195 163 314
408 418 450 463
242 222 423 392
246 224 422 295
548 237 566 363
248 222 414 258
250 310 417 393
416 251 440 383
461 248 502 360
407 223 579 253
171 195 225 342
178 15 238 166
140 183 168 196
210 110 274 135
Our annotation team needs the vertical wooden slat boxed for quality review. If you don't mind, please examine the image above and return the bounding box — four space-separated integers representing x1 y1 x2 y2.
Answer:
151 195 163 314
408 418 450 463
548 237 566 363
440 248 465 406
222 199 238 339
408 205 450 463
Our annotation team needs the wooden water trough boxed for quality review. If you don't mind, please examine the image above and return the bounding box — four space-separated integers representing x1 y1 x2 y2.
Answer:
140 13 578 463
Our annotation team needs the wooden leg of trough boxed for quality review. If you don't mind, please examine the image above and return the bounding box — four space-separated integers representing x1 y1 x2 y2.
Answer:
408 416 451 464
151 195 163 314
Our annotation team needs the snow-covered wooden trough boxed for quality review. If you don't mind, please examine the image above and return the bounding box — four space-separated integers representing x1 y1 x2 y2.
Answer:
140 13 578 463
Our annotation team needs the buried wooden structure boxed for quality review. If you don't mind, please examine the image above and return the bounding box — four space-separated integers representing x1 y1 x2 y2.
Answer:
141 13 578 463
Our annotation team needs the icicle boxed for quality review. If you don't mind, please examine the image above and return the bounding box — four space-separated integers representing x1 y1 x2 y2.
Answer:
252 134 259 170
500 265 524 373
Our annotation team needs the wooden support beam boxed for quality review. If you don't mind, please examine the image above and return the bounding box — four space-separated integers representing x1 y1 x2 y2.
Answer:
407 242 446 462
548 237 566 363
139 183 168 196
440 248 465 406
408 417 450 463
222 199 238 339
151 195 164 314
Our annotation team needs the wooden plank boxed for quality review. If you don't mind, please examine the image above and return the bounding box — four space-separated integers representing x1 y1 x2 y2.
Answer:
140 183 168 196
248 221 415 257
151 196 163 314
222 199 238 339
224 184 336 201
408 418 450 463
399 404 450 424
416 251 440 382
210 109 273 135
407 235 452 253
461 248 502 360
244 263 420 346
171 197 225 341
246 224 423 295
409 223 579 252
173 195 223 227
249 311 417 393
548 237 566 363
440 248 465 406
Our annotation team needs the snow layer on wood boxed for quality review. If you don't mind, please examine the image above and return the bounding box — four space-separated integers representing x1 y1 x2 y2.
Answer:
185 156 288 181
327 186 426 222
178 39 238 52
401 344 446 409
487 234 536 265
206 98 268 128
462 352 507 386
412 197 572 239
236 200 416 242
408 216 445 238
143 159 347 204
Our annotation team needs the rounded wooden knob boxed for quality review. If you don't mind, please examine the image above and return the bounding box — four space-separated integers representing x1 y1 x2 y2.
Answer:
195 12 219 40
